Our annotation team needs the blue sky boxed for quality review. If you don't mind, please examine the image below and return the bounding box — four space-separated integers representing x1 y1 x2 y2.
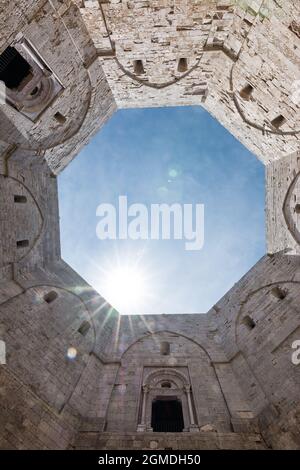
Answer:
58 106 265 315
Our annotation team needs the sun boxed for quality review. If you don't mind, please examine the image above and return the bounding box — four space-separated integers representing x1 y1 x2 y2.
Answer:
102 265 149 314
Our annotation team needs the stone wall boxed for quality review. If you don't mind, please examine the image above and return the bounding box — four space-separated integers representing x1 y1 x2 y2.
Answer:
0 366 79 450
208 252 300 448
106 331 233 433
266 150 300 254
72 431 266 450
79 0 300 163
0 1 116 174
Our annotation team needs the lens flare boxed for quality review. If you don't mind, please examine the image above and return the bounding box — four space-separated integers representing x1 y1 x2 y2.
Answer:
67 347 77 360
102 265 148 314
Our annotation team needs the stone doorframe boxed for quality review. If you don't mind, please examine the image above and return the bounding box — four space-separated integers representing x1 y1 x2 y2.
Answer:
137 369 199 432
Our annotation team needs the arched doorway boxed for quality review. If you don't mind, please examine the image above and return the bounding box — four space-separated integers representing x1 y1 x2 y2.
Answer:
137 369 199 432
151 397 184 432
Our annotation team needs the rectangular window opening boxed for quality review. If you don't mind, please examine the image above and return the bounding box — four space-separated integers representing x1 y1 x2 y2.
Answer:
54 112 66 124
14 195 27 203
239 84 253 101
271 115 286 129
78 320 91 336
177 58 188 73
16 239 29 248
0 46 32 90
133 60 145 75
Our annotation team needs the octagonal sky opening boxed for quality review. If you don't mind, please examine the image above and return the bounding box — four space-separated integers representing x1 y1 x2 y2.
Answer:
58 106 265 315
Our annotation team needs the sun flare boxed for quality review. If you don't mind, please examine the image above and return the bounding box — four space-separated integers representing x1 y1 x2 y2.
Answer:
102 265 149 314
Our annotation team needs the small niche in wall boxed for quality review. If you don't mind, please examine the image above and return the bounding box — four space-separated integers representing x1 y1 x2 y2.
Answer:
161 381 171 388
242 315 256 330
271 286 288 300
16 239 29 248
239 84 253 101
30 86 39 97
160 341 170 355
14 195 27 203
133 60 145 75
295 204 300 214
44 291 58 304
177 58 188 73
54 112 66 125
270 115 286 129
289 20 300 39
78 320 91 336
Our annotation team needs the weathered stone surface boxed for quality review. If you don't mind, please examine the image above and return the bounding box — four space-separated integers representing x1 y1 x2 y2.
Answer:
71 431 267 450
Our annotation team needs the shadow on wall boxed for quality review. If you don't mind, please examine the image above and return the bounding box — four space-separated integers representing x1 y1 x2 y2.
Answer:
0 110 32 148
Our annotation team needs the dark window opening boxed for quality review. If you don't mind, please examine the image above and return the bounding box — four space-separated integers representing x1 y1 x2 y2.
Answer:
54 112 66 124
161 381 171 388
271 286 287 300
133 60 145 75
78 320 91 336
151 399 184 432
271 115 286 129
0 46 32 90
44 291 58 304
30 86 39 96
239 84 253 101
295 203 300 214
177 58 188 73
160 341 170 355
16 239 29 248
242 315 256 330
14 195 27 203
